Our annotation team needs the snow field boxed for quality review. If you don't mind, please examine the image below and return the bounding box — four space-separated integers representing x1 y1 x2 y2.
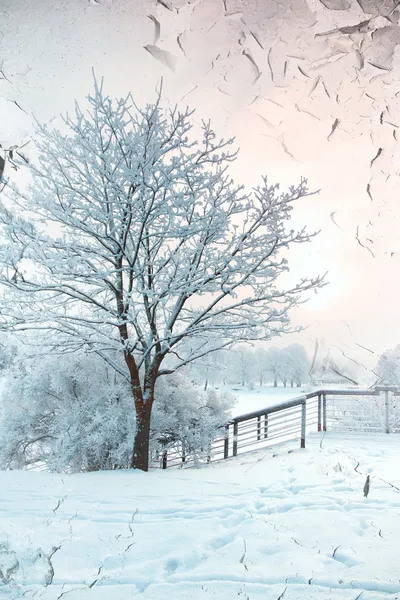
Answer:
226 385 314 417
1 432 400 599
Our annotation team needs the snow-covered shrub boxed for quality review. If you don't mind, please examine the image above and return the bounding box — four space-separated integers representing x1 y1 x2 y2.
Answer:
151 372 235 464
0 355 234 472
376 346 400 385
0 339 19 372
0 354 135 472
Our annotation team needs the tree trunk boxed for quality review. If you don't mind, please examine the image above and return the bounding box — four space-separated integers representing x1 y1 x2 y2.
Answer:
131 402 152 471
123 349 160 472
291 380 294 388
274 378 277 387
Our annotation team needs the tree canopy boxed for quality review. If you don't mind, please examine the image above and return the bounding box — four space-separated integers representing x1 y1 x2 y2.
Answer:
0 80 323 469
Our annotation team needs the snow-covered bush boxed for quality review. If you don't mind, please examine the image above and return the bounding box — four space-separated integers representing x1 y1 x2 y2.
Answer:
376 346 400 385
151 372 234 464
0 339 18 373
0 356 234 472
0 354 135 472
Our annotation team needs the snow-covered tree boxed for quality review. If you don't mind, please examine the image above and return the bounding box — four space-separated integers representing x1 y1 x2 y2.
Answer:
285 343 310 387
277 347 293 387
253 347 268 387
233 347 253 387
0 354 233 472
151 371 234 464
310 338 359 386
0 354 135 472
0 152 4 192
0 80 323 470
0 340 16 372
164 340 231 389
0 143 29 196
265 347 282 387
376 346 400 385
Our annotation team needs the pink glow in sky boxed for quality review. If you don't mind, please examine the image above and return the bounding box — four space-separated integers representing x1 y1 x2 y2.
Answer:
2 0 400 371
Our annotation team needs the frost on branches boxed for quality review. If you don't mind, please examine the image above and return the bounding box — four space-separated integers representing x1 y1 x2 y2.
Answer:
376 345 400 385
0 353 232 473
0 354 135 472
151 371 234 466
0 79 323 471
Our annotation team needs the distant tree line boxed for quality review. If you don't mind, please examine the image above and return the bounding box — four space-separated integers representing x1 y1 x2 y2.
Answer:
188 343 310 389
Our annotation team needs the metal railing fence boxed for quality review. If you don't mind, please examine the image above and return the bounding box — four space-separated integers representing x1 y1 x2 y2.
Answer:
152 386 398 469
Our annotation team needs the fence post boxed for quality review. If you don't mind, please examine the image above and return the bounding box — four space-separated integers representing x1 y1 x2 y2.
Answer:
385 389 390 434
317 393 322 432
322 393 327 432
264 414 268 439
182 441 186 464
162 450 168 470
300 401 306 448
375 385 398 433
224 424 229 459
233 421 238 457
257 415 262 441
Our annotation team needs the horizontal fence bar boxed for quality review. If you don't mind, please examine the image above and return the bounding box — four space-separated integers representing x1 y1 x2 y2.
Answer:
322 389 379 396
237 412 302 433
235 427 299 446
234 430 301 451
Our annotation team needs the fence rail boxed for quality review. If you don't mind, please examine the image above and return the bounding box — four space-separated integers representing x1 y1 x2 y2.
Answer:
153 386 398 469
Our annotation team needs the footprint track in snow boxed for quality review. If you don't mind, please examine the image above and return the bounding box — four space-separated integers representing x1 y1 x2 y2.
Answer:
164 549 209 577
164 557 180 576
208 531 236 550
331 548 360 567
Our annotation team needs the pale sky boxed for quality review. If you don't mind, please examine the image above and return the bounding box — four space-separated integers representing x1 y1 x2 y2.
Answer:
2 0 400 373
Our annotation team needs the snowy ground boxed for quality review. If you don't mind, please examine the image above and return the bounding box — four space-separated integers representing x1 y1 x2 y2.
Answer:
229 385 314 417
1 432 400 599
228 384 354 417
